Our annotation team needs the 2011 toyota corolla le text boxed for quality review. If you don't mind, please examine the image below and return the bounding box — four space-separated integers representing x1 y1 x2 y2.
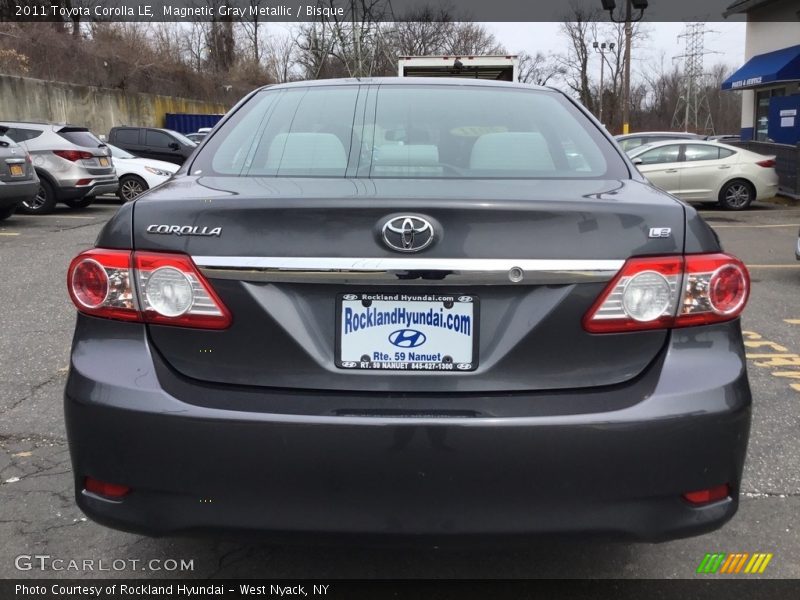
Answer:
64 78 752 541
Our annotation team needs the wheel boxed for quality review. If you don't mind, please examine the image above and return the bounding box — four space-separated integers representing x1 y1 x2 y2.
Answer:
118 175 148 201
718 179 754 211
18 177 57 214
63 197 94 209
0 206 15 221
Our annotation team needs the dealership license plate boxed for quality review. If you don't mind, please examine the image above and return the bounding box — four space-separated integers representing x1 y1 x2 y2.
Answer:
337 293 477 371
9 164 23 176
99 157 109 167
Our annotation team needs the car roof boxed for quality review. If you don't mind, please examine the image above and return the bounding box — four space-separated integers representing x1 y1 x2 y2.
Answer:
628 139 740 154
257 77 556 93
0 121 85 130
616 131 704 140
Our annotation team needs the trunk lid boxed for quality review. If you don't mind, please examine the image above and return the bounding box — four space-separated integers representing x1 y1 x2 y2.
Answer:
132 177 685 393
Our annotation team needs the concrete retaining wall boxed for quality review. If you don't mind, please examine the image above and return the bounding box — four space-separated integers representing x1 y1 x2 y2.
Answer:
0 74 228 136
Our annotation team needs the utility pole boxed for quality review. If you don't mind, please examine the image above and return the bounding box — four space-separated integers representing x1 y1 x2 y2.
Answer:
602 0 648 134
592 41 616 124
672 23 718 134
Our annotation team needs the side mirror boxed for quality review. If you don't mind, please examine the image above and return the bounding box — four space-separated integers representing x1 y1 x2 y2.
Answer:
169 142 180 151
632 157 643 165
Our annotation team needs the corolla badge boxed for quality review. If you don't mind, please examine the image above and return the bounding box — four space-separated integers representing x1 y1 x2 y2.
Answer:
388 329 427 348
381 216 434 252
146 224 222 237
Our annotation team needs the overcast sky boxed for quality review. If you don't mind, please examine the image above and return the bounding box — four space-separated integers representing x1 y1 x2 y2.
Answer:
489 21 747 79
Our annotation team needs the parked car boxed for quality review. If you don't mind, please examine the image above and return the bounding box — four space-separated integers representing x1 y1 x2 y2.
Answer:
108 127 197 165
107 144 178 201
628 140 779 210
707 134 741 143
0 122 117 214
66 78 752 541
615 131 705 154
796 227 800 261
0 126 39 220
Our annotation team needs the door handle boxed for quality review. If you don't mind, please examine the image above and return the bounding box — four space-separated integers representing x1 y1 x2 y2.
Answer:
665 169 678 173
718 165 731 169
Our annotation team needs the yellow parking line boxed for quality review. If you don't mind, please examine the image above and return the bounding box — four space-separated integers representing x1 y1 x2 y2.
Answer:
713 223 800 229
0 232 20 236
784 319 800 325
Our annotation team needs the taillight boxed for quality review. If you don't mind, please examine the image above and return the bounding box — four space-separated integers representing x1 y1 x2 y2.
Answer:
67 249 138 322
67 249 231 329
583 253 749 333
134 252 231 329
755 159 775 168
54 150 93 162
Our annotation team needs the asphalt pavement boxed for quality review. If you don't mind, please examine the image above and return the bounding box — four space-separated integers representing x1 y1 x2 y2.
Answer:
0 198 798 579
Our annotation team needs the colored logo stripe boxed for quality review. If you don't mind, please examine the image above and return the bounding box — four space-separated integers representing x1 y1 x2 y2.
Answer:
697 553 773 574
697 553 726 573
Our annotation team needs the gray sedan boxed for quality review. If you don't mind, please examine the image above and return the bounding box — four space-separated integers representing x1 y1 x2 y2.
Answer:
64 78 752 542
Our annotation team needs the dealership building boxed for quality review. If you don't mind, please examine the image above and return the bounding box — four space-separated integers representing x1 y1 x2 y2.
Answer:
722 0 800 145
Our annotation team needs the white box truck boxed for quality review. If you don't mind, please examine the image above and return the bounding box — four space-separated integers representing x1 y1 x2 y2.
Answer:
398 55 519 82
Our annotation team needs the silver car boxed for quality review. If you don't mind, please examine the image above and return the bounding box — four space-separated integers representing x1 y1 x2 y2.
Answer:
0 122 118 214
0 128 39 221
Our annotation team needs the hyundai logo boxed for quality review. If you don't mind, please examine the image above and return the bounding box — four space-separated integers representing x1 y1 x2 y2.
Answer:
381 216 434 253
388 329 427 348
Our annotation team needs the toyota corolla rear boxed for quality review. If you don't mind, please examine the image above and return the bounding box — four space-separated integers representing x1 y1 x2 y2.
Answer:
64 79 752 541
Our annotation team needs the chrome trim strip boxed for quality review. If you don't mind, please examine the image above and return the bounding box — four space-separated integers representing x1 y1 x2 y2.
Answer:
194 257 624 285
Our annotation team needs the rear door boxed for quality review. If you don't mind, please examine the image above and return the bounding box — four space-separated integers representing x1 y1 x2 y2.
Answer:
634 144 682 196
143 130 184 164
132 83 686 394
677 143 728 201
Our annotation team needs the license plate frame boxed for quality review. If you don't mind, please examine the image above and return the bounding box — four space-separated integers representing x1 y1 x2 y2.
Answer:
335 292 479 372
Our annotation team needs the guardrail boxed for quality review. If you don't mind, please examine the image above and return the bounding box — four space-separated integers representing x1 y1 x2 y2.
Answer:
730 141 799 200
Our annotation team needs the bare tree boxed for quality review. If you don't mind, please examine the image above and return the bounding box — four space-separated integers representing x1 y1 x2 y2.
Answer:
265 31 297 83
517 51 564 85
389 7 455 57
443 22 504 56
240 0 269 66
558 5 599 111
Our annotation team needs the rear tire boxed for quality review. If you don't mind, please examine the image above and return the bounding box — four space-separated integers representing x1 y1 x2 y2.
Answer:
0 206 15 221
118 175 148 201
718 179 754 211
18 178 57 214
63 197 94 209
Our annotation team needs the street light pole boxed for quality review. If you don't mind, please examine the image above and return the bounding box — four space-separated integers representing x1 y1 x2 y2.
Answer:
593 41 615 125
622 0 632 134
602 0 648 134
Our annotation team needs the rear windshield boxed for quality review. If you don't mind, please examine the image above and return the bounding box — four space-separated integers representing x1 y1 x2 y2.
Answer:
194 84 627 179
57 129 105 148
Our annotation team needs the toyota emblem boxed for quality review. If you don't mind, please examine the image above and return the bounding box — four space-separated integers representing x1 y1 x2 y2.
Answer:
381 216 434 253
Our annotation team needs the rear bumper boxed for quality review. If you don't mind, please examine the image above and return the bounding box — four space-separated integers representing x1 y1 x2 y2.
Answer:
56 177 118 201
0 178 38 210
65 318 752 541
